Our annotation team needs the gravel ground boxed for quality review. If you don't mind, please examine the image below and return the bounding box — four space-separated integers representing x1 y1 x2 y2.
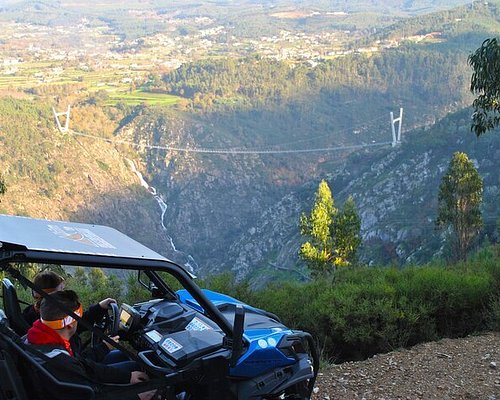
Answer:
312 332 499 400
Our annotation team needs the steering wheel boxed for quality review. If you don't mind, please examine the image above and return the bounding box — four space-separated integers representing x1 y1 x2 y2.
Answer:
103 302 120 337
90 302 120 350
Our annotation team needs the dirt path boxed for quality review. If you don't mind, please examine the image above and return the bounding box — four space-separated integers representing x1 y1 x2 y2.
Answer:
313 332 499 399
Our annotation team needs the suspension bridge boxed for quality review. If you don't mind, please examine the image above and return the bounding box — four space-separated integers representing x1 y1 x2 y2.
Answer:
53 106 404 155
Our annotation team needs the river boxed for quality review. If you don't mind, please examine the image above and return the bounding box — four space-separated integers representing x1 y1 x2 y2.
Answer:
127 159 198 274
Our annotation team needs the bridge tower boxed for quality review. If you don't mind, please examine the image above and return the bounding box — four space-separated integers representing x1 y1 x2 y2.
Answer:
52 105 71 133
390 107 403 147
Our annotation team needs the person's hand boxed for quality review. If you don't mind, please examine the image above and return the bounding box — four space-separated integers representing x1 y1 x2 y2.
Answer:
138 390 157 400
99 298 116 309
104 335 120 350
130 371 149 384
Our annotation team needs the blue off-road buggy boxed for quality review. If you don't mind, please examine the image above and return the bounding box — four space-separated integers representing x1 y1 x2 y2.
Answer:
0 215 318 400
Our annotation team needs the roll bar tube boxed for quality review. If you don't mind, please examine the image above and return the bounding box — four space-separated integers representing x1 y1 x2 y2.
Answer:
0 249 234 339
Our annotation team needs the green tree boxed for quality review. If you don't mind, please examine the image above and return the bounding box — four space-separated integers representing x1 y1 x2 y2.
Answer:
299 180 362 275
126 274 149 304
436 152 483 261
468 38 500 136
332 196 362 267
72 267 88 287
299 180 337 276
88 268 107 292
105 274 123 302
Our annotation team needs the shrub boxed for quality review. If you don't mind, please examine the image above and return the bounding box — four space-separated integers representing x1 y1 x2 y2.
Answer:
245 245 499 361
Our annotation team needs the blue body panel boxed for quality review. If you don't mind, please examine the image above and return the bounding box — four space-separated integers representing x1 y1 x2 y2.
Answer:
177 289 297 377
177 289 247 311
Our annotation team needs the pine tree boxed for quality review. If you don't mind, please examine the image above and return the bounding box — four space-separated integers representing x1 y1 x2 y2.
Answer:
436 152 483 261
299 180 337 276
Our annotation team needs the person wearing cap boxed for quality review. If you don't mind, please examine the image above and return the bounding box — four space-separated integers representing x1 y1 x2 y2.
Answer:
26 290 154 400
23 270 117 362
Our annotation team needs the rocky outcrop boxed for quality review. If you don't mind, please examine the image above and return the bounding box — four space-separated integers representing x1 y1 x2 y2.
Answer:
177 110 498 278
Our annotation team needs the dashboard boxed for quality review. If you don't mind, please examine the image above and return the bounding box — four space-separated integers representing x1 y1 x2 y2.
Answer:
118 299 227 370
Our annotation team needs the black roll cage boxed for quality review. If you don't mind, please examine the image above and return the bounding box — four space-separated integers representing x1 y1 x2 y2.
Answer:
0 312 175 400
0 247 234 339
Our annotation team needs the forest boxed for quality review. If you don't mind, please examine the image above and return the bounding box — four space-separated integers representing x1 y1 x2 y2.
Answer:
135 44 474 160
158 48 469 107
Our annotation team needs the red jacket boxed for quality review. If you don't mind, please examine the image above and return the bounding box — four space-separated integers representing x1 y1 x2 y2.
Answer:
27 319 74 355
23 302 109 361
27 321 132 400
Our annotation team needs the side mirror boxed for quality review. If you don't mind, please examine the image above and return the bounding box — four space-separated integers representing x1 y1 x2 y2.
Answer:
138 270 156 291
138 271 165 298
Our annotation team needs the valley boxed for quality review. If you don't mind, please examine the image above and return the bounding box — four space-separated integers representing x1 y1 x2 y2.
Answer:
0 0 498 282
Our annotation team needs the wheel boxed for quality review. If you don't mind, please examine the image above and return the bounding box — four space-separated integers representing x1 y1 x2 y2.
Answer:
103 302 120 337
91 302 120 350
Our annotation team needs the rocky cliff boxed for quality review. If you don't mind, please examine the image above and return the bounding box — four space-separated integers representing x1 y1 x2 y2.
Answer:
1 100 497 282
221 109 499 279
110 106 498 282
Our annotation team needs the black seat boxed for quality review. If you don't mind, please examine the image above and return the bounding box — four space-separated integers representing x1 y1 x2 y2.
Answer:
0 311 95 400
0 310 163 400
0 309 29 400
0 347 30 400
1 278 30 337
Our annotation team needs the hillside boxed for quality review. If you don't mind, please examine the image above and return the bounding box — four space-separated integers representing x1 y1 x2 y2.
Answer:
125 44 481 276
224 108 500 279
124 3 499 278
1 70 498 281
313 332 499 399
0 2 498 280
379 0 500 40
0 0 475 40
0 98 171 261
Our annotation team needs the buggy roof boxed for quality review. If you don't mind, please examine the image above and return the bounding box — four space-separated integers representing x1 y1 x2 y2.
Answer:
0 214 169 266
0 214 235 336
